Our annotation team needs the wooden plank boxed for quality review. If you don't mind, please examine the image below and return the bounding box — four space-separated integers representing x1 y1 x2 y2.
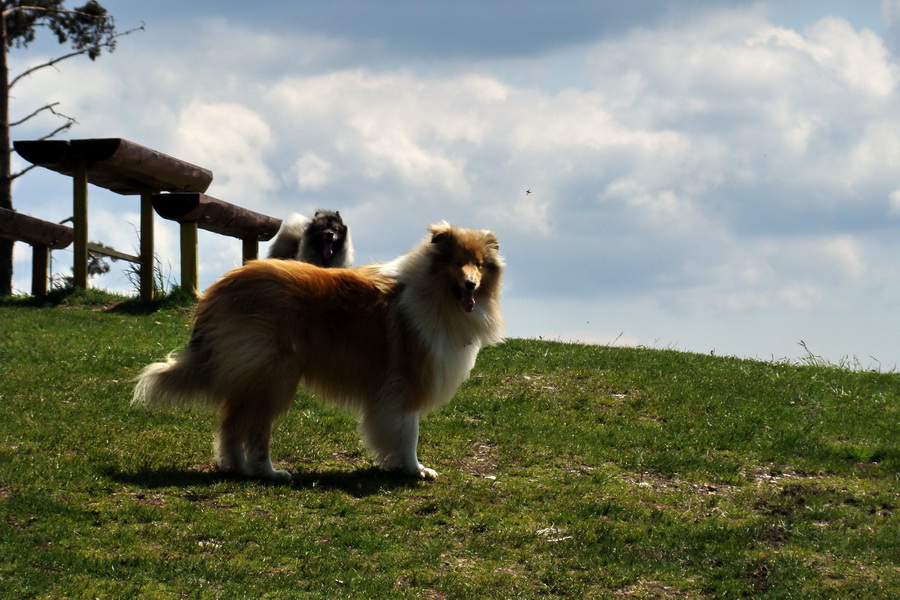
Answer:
151 193 281 241
86 242 140 264
0 207 74 248
13 138 213 195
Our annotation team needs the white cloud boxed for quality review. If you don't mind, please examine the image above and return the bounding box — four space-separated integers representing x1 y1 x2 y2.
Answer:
588 8 900 202
778 283 830 312
601 181 707 234
267 71 489 196
172 101 277 203
291 153 335 191
712 283 829 314
819 236 868 280
803 17 897 100
890 189 900 214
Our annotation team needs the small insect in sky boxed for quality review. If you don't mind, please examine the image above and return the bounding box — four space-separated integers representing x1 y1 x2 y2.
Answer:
525 189 531 195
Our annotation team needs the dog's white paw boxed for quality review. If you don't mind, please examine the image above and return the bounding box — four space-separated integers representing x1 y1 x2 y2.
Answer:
247 465 293 484
386 463 438 480
268 469 294 484
419 466 438 480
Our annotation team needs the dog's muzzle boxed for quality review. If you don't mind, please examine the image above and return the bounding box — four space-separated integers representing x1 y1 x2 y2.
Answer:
322 231 336 260
461 280 476 313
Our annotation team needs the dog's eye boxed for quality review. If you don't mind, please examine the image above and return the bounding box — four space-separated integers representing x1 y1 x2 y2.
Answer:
455 261 464 267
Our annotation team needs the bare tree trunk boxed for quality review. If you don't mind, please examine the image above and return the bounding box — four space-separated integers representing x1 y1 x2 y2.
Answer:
0 8 14 296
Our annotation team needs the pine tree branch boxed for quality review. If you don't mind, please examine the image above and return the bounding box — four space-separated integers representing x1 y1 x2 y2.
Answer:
2 5 109 18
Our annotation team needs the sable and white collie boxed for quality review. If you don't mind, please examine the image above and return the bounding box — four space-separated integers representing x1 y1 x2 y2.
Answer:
132 223 504 481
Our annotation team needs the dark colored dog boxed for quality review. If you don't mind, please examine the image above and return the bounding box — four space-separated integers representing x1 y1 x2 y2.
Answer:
268 210 354 268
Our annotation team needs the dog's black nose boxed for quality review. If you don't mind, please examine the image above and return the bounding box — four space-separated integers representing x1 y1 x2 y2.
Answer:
464 280 476 291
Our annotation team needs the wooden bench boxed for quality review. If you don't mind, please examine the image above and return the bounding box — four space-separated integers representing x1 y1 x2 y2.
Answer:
0 207 142 296
7 138 284 298
0 207 74 296
13 138 213 300
151 192 282 293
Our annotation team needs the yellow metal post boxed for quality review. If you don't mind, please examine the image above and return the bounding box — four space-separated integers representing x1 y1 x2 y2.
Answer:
180 222 198 293
140 191 155 301
72 165 88 290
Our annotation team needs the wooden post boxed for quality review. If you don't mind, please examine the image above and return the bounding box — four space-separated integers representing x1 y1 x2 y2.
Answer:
72 165 88 290
31 245 49 296
140 191 154 301
180 222 198 293
242 237 258 264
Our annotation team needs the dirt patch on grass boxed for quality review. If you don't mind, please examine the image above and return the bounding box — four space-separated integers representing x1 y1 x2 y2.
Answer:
131 492 167 508
624 472 732 497
499 373 637 404
613 578 703 598
393 575 447 599
460 440 498 477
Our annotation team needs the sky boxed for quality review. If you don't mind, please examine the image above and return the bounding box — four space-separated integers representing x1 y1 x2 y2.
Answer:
6 0 900 369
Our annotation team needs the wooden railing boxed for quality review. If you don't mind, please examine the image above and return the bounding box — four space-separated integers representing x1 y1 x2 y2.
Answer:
0 207 143 296
151 192 281 293
1 138 281 299
1 207 74 296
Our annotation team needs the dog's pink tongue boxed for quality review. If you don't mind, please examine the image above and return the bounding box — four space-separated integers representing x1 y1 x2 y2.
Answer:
463 289 476 313
322 242 334 260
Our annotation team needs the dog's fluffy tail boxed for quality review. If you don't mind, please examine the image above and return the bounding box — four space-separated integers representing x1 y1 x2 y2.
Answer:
267 213 309 259
132 349 216 409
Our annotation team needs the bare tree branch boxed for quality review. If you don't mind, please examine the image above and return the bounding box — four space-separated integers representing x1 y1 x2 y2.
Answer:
9 163 37 180
9 46 86 89
9 119 75 181
34 119 75 141
8 23 144 90
9 102 60 127
9 101 77 127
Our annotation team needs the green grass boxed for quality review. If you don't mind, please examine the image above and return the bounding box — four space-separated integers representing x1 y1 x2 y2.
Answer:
0 297 897 599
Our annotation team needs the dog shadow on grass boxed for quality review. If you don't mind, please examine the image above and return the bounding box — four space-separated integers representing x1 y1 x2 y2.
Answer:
290 467 424 497
106 465 422 498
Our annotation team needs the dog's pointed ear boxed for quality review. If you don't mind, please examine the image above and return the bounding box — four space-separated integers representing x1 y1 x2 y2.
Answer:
314 210 322 217
335 211 341 218
428 221 453 244
482 230 499 251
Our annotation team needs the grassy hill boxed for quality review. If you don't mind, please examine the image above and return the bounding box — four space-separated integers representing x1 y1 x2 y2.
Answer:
1 295 897 599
